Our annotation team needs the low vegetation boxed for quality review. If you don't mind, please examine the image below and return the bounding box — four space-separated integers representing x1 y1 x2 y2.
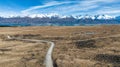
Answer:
0 25 119 67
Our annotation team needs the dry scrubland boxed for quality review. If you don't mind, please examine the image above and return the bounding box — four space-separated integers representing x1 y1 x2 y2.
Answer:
0 25 120 67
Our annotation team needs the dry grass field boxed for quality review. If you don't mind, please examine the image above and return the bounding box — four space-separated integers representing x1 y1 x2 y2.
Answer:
0 25 120 67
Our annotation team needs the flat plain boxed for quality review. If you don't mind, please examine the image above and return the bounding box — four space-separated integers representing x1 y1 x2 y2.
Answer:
0 25 120 67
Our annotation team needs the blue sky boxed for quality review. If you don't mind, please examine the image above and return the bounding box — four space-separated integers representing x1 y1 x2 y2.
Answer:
0 0 120 17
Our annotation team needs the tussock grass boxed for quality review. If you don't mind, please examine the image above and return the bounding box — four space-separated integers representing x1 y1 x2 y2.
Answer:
0 25 119 67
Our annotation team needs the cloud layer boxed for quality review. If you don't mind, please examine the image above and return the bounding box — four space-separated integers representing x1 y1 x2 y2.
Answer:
20 0 120 16
0 0 120 17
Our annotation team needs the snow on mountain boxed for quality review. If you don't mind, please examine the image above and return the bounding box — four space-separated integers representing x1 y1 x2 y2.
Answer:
75 15 94 19
0 13 116 20
75 15 84 19
28 13 60 18
83 15 92 19
74 15 115 20
96 15 115 19
28 14 46 18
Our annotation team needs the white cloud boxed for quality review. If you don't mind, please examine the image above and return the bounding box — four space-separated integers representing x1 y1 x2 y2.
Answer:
86 0 116 3
21 0 116 15
21 1 73 14
93 6 120 16
61 5 99 14
24 1 99 15
3 0 120 17
96 10 120 15
0 11 20 17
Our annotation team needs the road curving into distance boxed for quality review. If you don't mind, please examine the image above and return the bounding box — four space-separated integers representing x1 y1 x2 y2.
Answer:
7 35 55 67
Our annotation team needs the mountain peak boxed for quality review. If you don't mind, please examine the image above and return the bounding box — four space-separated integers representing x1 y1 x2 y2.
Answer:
74 14 115 20
96 15 115 19
0 14 116 20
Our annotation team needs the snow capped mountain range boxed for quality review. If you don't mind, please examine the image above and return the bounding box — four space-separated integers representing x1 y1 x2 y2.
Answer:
1 14 118 20
0 14 119 26
27 14 116 20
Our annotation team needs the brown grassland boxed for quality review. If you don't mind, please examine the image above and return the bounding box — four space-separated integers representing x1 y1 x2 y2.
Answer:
0 25 120 67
